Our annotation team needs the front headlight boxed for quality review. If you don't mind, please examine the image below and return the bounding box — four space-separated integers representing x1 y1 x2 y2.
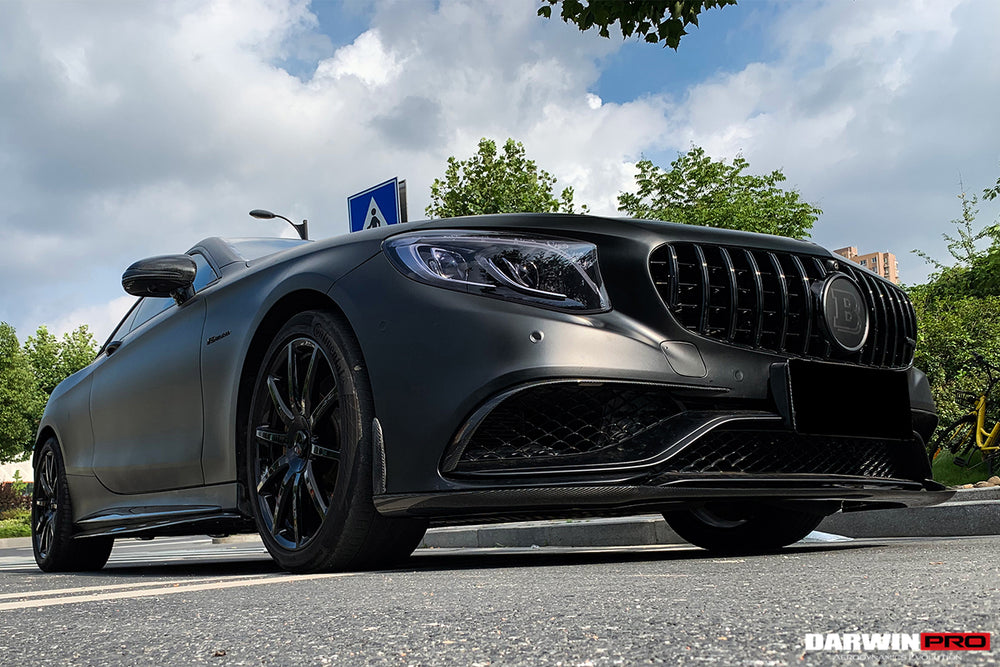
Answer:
383 231 611 313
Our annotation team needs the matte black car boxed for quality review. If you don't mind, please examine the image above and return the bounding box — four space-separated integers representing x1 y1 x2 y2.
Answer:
31 214 950 572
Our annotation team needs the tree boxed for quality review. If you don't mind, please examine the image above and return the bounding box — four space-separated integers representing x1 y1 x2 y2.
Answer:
24 325 98 395
425 138 585 219
911 180 1000 302
23 326 61 396
537 0 737 50
617 146 822 239
911 295 1000 431
908 171 1000 433
0 323 98 463
55 325 99 380
0 323 45 462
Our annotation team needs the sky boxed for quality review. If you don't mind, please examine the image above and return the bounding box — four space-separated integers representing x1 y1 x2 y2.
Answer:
1 0 999 344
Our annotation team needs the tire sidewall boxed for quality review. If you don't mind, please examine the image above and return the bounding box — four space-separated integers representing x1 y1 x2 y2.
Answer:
31 438 73 571
245 310 374 571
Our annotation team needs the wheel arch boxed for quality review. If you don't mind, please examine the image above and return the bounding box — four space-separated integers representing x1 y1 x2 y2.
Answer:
33 425 59 468
234 289 360 506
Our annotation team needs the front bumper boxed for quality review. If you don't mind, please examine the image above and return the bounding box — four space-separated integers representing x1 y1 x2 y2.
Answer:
330 243 945 519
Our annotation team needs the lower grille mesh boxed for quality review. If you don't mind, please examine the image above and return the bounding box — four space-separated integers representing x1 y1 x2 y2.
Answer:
447 385 921 481
665 430 918 479
448 384 682 473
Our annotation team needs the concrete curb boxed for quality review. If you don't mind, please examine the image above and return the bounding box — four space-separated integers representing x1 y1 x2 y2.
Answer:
419 487 1000 548
818 486 1000 538
420 515 682 549
0 537 31 549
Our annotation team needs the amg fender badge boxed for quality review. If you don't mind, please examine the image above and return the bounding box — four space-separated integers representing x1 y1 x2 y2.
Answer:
206 330 231 346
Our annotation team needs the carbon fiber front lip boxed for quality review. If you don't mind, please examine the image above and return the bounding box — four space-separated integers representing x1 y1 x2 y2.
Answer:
373 477 952 520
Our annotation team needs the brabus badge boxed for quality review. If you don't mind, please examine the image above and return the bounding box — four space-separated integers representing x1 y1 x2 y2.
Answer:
816 273 869 352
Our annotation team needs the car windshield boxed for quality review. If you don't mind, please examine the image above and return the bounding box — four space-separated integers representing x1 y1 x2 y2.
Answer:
222 238 310 262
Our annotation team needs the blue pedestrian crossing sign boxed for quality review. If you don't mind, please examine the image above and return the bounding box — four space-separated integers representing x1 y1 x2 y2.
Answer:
348 177 407 233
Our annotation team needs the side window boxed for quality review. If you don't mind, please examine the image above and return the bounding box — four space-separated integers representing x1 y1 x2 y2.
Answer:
105 302 140 344
130 296 173 333
190 252 219 293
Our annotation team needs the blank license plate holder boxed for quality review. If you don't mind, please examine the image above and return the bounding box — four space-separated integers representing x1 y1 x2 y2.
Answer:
786 359 912 440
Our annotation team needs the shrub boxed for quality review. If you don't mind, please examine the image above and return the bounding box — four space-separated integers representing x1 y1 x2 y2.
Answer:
0 481 30 512
0 509 30 539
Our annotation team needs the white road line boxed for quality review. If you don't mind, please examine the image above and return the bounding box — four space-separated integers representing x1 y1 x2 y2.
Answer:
0 574 270 601
110 538 213 550
0 572 358 611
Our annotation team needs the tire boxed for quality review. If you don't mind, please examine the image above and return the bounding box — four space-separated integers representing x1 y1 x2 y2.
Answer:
32 437 114 572
245 310 426 573
663 502 825 554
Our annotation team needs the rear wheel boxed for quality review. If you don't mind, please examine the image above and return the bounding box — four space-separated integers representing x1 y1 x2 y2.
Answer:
245 310 426 573
32 438 114 572
663 503 825 554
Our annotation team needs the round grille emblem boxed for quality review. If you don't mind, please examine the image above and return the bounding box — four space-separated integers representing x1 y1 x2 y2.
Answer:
815 273 869 352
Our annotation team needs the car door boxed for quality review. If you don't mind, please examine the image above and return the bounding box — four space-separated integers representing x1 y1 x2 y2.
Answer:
89 252 218 494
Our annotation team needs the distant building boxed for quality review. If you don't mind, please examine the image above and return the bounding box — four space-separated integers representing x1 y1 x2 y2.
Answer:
833 246 900 284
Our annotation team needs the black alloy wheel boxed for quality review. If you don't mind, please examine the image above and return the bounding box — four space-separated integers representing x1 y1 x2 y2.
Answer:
32 438 114 572
246 310 425 572
34 447 59 559
252 334 341 550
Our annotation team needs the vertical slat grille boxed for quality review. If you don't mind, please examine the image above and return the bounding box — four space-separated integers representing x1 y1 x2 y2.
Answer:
649 243 916 368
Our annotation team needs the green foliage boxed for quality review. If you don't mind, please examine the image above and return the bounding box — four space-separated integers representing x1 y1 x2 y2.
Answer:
426 138 585 219
0 322 97 463
909 171 1000 483
617 147 822 239
0 508 31 539
0 481 30 513
24 325 98 395
911 184 1000 302
930 448 997 488
10 470 26 497
0 324 45 463
911 295 1000 430
537 0 738 50
22 326 61 395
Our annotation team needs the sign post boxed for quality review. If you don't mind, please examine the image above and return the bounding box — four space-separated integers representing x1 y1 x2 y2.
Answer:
348 177 408 233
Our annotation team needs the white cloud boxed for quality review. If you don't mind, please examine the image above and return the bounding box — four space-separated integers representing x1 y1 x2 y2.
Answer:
1 0 999 342
315 30 402 86
660 0 1000 283
0 0 668 337
50 296 136 344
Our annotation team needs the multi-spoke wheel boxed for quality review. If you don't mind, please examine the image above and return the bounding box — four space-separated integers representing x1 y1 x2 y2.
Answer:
245 310 425 572
663 502 826 554
32 437 114 572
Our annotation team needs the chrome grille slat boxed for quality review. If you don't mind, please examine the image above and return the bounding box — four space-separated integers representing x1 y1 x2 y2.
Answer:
765 252 788 351
789 256 813 357
649 243 916 368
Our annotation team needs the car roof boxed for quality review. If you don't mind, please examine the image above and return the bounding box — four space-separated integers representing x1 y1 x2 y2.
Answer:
190 237 311 267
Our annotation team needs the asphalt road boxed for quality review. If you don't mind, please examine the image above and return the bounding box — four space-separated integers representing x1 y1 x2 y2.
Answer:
0 536 997 666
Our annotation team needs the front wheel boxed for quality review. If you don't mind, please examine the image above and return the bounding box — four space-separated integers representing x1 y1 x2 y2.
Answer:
32 438 114 572
663 503 825 554
245 310 426 573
